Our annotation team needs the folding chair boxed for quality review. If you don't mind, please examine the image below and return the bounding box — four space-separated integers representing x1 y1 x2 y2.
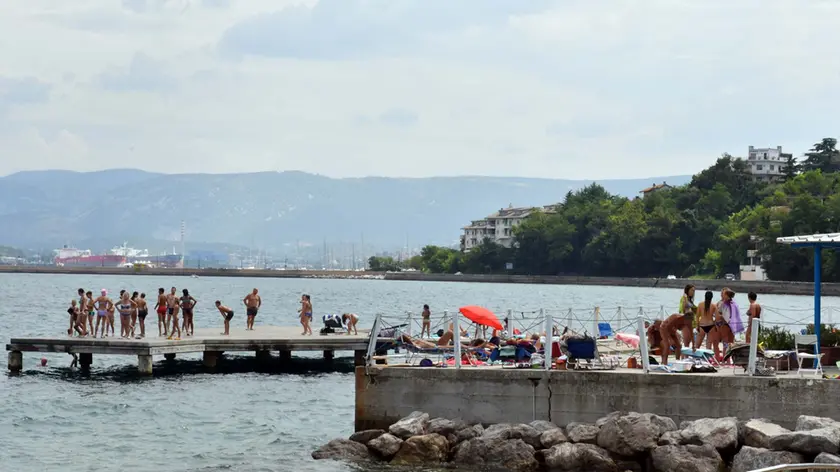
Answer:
597 322 614 339
794 334 824 378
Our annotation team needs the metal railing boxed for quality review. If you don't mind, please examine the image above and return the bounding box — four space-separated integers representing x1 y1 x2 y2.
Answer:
748 465 840 472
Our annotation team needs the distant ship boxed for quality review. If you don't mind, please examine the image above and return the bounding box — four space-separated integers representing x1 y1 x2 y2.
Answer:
54 246 126 268
110 242 183 268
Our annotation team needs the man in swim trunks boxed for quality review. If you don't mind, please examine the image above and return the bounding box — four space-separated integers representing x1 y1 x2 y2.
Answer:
155 288 167 337
166 287 178 336
746 291 761 344
77 288 89 336
659 310 693 365
243 288 261 331
215 300 234 335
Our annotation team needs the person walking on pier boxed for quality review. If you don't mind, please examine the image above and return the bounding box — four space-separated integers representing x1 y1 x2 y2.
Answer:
298 294 312 335
244 288 261 331
94 289 113 338
135 292 148 339
215 300 234 335
180 289 197 337
155 288 167 337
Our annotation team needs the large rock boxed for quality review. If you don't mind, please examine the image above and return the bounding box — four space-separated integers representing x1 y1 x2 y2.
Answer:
542 442 618 472
679 417 739 453
816 452 840 463
454 438 538 472
367 433 402 460
650 444 724 472
740 419 790 449
391 433 448 465
482 423 543 448
567 422 600 444
769 427 840 455
658 431 682 446
597 412 677 457
530 419 561 432
388 411 430 439
427 417 466 436
730 446 804 472
452 424 484 446
348 429 385 445
311 439 373 462
541 428 569 448
796 415 840 431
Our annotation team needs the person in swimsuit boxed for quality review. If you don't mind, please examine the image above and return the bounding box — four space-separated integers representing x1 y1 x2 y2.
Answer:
117 291 136 339
298 294 312 335
215 300 234 335
94 289 113 338
67 299 80 336
243 288 261 331
693 291 717 352
420 304 431 338
658 311 692 365
711 289 737 359
679 284 696 349
85 291 95 335
180 289 197 337
746 292 761 344
166 287 179 337
168 288 182 340
76 288 88 337
129 291 139 338
136 293 148 339
341 313 359 335
155 288 167 337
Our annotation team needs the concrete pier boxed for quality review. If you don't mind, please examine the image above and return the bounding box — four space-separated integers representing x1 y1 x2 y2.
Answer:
323 350 334 362
6 326 371 374
354 367 840 432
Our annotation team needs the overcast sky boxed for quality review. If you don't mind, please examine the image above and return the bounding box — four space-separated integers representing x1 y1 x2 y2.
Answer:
1 0 839 179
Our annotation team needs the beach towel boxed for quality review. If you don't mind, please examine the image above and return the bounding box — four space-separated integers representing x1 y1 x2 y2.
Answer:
725 299 745 334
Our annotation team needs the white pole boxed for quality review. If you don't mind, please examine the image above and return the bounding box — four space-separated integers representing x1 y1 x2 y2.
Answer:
638 316 649 373
452 309 462 370
506 309 512 334
747 317 760 376
544 309 553 371
406 311 413 337
366 313 383 367
593 306 600 338
567 308 573 334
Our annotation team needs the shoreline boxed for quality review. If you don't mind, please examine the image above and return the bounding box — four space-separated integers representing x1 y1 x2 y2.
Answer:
0 265 834 296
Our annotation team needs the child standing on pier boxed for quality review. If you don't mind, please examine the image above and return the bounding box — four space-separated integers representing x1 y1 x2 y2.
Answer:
215 301 234 335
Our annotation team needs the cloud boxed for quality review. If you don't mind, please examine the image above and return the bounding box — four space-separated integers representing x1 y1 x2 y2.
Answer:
1 0 840 180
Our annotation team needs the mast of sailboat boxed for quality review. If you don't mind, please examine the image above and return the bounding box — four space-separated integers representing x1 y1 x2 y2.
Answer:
180 221 186 267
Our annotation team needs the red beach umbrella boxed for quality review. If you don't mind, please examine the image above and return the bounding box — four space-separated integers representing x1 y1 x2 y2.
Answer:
458 306 503 330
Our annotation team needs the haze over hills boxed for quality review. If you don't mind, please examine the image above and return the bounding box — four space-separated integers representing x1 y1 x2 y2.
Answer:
0 169 691 252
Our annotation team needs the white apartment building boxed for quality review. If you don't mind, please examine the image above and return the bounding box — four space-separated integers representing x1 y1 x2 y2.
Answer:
746 145 791 182
460 204 559 251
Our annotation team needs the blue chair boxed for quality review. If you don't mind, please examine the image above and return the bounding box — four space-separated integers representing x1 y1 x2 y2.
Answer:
597 322 614 338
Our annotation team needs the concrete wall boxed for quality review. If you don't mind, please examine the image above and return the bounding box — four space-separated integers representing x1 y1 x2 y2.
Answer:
384 272 838 296
355 367 840 431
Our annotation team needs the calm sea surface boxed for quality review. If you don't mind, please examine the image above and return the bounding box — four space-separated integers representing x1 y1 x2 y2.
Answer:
0 273 835 472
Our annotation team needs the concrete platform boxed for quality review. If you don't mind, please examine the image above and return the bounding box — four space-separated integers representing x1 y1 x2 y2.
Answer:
6 326 371 374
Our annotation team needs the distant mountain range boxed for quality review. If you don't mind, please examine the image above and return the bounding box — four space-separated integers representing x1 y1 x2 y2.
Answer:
0 169 691 251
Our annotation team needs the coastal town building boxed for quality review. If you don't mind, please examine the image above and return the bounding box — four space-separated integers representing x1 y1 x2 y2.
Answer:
739 236 767 281
639 182 672 198
746 145 791 183
460 203 560 251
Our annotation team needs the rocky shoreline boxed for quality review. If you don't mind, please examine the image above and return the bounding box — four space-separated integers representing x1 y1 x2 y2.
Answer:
312 411 840 471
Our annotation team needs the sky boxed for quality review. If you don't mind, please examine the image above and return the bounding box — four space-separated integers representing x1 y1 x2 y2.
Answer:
1 0 840 179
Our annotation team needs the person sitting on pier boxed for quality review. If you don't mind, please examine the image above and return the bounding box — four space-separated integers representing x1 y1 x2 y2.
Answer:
658 310 693 365
342 313 359 335
93 289 113 338
215 300 234 335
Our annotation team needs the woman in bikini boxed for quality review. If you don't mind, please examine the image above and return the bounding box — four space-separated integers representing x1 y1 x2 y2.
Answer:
117 291 136 339
94 289 113 338
711 288 737 359
693 291 717 352
129 291 139 338
679 284 696 349
298 294 313 335
420 304 431 338
342 313 359 335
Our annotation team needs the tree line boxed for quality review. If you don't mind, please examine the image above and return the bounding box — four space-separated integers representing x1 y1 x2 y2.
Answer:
367 138 840 282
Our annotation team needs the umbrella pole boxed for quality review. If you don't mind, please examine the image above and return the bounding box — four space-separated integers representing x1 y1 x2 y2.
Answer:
453 310 462 370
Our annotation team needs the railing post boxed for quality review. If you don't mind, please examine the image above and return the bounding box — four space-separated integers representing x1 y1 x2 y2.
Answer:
747 317 760 376
506 309 512 333
544 309 553 371
638 316 650 373
593 306 600 337
452 309 461 370
406 311 413 337
366 313 383 367
567 308 573 334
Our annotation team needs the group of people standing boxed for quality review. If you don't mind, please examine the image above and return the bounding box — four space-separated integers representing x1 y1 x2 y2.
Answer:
66 287 264 339
651 284 762 364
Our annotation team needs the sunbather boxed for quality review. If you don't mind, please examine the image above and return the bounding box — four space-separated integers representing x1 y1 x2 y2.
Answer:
398 332 454 348
659 312 693 365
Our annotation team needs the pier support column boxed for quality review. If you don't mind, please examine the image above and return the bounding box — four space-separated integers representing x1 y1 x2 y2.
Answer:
8 351 22 373
137 355 153 375
164 353 176 361
203 351 221 369
324 350 334 362
79 353 92 370
279 350 292 362
255 350 272 363
354 350 365 367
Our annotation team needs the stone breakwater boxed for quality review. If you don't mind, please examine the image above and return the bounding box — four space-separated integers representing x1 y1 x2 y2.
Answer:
312 411 840 472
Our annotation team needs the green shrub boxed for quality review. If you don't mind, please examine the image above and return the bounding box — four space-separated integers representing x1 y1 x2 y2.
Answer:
758 325 795 350
805 323 840 347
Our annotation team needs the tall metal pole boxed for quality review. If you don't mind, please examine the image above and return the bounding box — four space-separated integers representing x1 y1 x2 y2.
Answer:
815 244 823 351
